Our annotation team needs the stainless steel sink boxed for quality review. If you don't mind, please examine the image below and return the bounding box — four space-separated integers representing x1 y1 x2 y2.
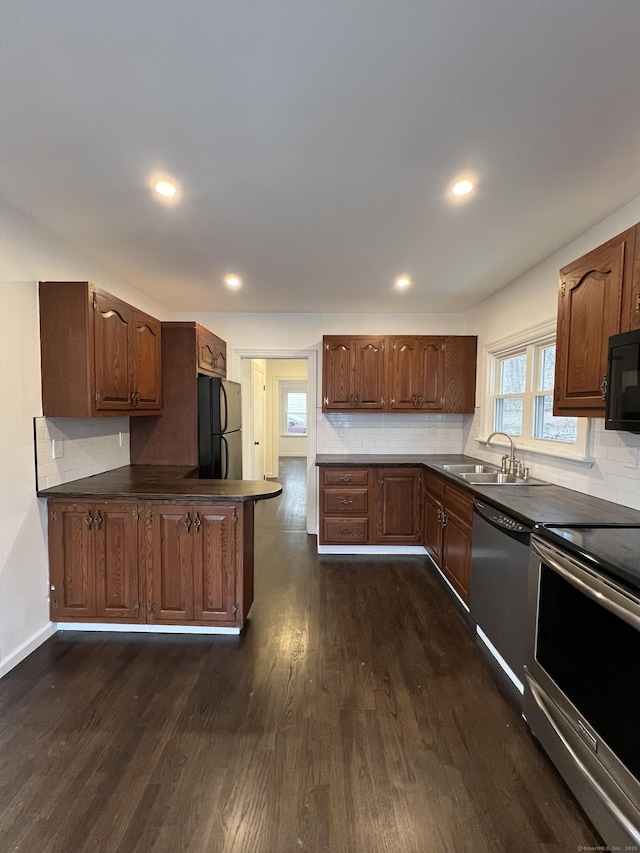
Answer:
441 464 500 474
456 471 548 486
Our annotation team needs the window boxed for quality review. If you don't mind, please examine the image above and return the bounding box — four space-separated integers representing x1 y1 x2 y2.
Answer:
280 382 307 436
484 324 588 459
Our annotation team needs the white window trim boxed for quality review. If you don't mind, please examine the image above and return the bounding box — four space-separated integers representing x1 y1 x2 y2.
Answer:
279 381 308 438
477 320 592 463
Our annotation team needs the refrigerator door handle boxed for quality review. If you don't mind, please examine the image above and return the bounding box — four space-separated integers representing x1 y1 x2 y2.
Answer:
220 382 229 433
221 435 229 479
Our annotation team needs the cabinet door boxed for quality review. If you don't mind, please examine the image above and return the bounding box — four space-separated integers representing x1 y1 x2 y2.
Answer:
94 502 142 621
375 468 422 543
628 223 640 332
146 505 194 622
442 512 471 604
322 337 354 410
424 492 444 566
192 505 237 622
48 502 95 619
353 338 385 409
414 338 444 410
132 311 162 411
212 335 227 377
197 328 227 377
93 291 134 412
554 229 633 416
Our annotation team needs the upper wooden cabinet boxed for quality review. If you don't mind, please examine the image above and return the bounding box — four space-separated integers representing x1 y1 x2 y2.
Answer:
322 334 476 414
322 336 386 411
554 227 636 417
39 282 162 417
130 321 227 466
197 325 227 378
629 222 640 332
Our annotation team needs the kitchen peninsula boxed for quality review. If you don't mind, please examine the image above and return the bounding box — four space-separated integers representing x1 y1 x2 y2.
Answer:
38 465 282 633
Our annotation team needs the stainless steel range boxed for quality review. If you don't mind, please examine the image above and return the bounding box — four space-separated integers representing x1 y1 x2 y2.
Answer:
524 525 640 846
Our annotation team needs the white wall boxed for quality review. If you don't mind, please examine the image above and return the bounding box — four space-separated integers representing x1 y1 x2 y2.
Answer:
465 193 640 510
0 197 169 676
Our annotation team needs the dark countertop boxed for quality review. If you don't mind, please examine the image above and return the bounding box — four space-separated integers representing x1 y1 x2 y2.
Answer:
37 465 283 503
315 453 640 527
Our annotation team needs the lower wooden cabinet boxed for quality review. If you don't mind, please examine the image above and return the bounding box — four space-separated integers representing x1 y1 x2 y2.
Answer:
47 498 252 628
375 468 422 543
424 472 473 604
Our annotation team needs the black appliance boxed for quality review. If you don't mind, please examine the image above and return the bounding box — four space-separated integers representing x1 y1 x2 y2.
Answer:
524 524 640 846
198 376 242 479
469 500 532 699
605 328 640 433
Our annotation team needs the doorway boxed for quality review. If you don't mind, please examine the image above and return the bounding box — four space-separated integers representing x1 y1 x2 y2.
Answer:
234 349 317 535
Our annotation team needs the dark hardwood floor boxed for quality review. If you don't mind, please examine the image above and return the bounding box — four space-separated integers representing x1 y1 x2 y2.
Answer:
0 457 600 852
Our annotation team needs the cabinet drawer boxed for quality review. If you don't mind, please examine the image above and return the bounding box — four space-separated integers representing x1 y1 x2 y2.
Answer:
323 487 368 515
425 471 445 502
445 483 473 526
322 517 369 543
322 468 370 486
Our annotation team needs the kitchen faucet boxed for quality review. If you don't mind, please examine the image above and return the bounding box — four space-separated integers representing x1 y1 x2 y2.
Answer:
486 431 527 478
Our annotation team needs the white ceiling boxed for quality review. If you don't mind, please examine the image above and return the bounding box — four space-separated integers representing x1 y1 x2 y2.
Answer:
2 1 640 313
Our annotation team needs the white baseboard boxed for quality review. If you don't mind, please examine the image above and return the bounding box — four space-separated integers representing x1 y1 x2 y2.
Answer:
317 545 427 555
426 557 470 613
0 622 57 680
53 623 241 635
476 626 524 694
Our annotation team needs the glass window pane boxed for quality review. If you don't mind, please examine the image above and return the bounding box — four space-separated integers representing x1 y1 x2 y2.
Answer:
286 391 307 435
539 346 556 392
534 394 577 442
499 354 527 394
495 396 523 435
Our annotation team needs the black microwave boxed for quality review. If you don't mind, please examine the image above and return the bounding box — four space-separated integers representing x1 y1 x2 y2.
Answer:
605 329 640 433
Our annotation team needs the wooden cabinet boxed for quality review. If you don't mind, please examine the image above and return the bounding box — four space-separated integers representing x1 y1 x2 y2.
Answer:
197 325 227 377
319 467 371 544
39 282 162 417
321 335 476 414
628 223 640 332
423 472 473 604
48 500 142 621
143 502 239 625
130 321 227 466
322 336 386 411
388 337 444 411
47 497 253 629
554 228 636 417
375 467 422 543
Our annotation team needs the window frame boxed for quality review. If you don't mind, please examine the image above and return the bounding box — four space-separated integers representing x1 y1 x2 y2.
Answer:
480 322 590 461
279 381 308 437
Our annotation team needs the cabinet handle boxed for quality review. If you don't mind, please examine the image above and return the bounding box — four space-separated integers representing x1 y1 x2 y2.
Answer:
340 528 353 536
94 510 103 531
636 293 640 312
418 396 424 405
193 512 202 533
184 512 192 533
600 374 608 401
84 512 93 529
354 394 360 406
412 394 417 406
323 396 329 406
440 397 445 407
339 498 353 505
441 512 447 527
436 508 442 522
339 475 352 482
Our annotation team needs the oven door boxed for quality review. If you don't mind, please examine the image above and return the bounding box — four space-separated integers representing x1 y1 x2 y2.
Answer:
524 534 640 846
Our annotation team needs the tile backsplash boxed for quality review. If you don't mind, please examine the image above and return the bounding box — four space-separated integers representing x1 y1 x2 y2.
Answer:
317 411 466 455
34 417 130 489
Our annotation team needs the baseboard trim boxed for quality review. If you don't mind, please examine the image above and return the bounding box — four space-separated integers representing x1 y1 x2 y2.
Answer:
476 626 524 694
53 623 241 635
426 557 470 613
317 545 427 555
0 622 57 680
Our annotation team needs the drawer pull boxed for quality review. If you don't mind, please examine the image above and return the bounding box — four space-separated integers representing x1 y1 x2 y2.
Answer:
339 498 353 506
339 475 352 482
340 528 353 536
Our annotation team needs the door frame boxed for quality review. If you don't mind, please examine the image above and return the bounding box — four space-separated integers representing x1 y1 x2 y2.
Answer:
232 348 317 535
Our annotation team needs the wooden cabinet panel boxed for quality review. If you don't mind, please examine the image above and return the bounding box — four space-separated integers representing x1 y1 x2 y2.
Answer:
322 517 369 543
389 337 444 411
424 491 444 566
197 327 227 378
39 282 162 417
375 468 422 543
554 229 634 416
48 499 141 621
442 510 471 603
48 502 94 619
322 336 385 410
442 336 477 413
193 506 237 622
146 505 195 623
133 312 162 410
629 223 640 332
323 487 368 515
322 468 369 486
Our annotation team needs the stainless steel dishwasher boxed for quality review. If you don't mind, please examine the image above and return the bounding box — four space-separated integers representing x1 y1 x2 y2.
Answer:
469 499 532 696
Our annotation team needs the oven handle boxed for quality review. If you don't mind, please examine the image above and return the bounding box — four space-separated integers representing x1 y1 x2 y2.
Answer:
526 675 640 844
532 538 640 633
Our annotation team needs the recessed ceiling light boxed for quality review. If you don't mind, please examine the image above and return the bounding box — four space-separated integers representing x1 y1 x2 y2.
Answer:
395 276 412 289
224 275 242 289
154 180 177 197
452 179 474 196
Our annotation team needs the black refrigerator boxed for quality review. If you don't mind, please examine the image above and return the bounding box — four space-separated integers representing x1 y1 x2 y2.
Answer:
198 376 243 479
